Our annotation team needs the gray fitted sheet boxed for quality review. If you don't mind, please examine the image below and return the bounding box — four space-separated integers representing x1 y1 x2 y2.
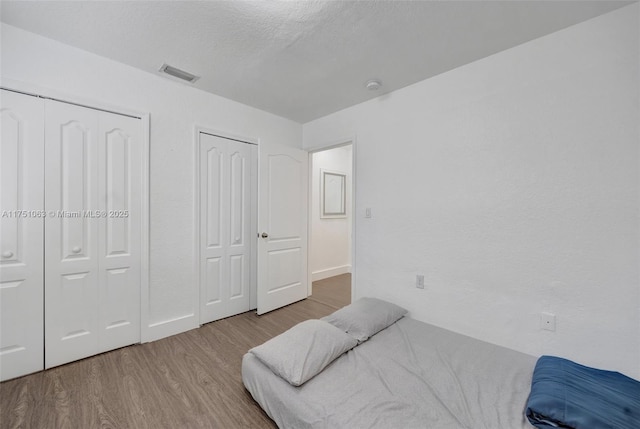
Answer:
242 317 537 429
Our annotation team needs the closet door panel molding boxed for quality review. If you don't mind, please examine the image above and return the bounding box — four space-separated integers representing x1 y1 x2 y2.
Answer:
98 112 141 352
45 100 100 368
0 90 45 381
226 144 252 315
200 140 227 321
0 86 148 377
45 100 143 368
198 131 254 324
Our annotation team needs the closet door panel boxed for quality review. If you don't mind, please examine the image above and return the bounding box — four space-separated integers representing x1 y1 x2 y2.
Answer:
199 135 253 323
97 112 141 352
45 100 100 368
200 135 228 322
0 90 44 381
226 142 252 315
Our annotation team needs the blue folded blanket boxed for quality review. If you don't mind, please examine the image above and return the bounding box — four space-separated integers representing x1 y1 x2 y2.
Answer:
526 356 640 429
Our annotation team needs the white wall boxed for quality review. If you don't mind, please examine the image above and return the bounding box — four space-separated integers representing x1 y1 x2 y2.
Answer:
311 145 352 281
1 24 302 341
304 4 640 378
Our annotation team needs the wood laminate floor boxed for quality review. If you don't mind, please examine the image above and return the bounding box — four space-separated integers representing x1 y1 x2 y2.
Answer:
0 275 351 429
309 273 352 310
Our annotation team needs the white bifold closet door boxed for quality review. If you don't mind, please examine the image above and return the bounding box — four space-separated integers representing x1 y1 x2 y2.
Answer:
0 90 45 381
199 133 256 324
44 100 142 369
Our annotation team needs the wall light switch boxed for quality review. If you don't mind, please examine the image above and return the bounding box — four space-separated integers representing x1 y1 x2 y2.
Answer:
365 208 372 218
541 312 556 332
416 275 425 289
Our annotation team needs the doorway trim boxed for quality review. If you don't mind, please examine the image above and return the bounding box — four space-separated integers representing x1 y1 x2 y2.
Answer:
307 136 357 303
193 126 259 325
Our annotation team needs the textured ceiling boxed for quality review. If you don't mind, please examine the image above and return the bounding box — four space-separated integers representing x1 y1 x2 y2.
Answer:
0 1 632 123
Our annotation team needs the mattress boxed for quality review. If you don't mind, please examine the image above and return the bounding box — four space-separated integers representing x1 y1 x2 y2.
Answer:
242 317 537 429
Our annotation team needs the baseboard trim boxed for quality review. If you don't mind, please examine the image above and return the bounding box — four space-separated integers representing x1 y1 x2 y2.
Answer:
312 265 352 282
143 313 198 343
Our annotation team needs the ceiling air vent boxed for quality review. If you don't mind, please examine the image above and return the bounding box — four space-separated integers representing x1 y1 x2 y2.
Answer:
159 63 200 83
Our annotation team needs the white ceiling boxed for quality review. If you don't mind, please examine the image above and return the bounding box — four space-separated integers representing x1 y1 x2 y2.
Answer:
1 1 632 123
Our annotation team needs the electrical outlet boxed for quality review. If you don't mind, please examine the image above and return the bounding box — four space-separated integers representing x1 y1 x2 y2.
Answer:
416 275 425 289
540 312 556 332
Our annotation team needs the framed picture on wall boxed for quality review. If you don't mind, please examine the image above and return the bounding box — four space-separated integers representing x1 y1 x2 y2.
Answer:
321 169 347 218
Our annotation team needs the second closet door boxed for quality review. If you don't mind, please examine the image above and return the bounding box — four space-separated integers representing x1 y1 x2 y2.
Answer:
199 133 255 324
45 100 141 368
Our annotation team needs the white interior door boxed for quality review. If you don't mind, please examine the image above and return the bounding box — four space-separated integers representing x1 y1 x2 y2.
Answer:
44 100 100 368
0 90 45 381
199 133 256 324
257 143 308 314
97 112 141 353
45 100 142 368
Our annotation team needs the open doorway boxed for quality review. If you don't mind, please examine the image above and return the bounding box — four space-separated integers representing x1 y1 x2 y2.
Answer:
308 144 353 310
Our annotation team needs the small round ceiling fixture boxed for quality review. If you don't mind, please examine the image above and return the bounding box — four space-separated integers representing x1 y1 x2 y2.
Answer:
365 79 382 91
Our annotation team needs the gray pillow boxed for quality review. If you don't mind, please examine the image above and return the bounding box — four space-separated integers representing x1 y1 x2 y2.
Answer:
249 319 358 386
322 297 407 343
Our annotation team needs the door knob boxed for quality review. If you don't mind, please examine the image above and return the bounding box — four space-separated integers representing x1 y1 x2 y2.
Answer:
2 251 13 258
261 232 269 238
72 246 82 254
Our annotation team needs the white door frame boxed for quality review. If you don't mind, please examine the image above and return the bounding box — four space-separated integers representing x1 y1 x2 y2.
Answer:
0 79 151 343
193 126 259 324
307 137 357 303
